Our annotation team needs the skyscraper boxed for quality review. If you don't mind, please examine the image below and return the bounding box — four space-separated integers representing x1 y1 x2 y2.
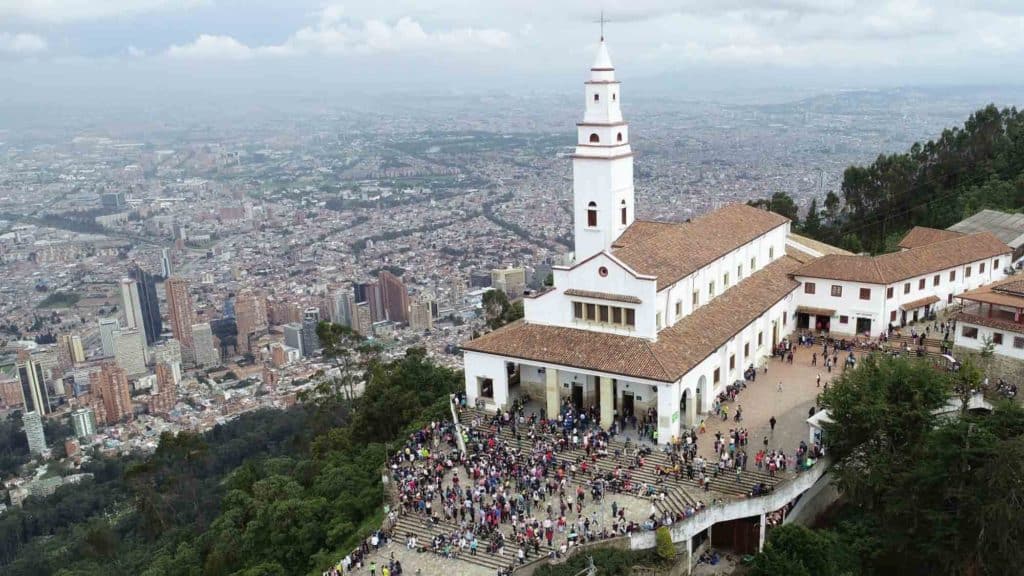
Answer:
57 334 86 369
120 277 144 333
129 266 162 345
379 270 411 324
160 248 172 278
165 277 195 366
409 300 434 331
114 328 148 377
70 408 97 439
98 318 119 358
191 322 219 369
491 267 527 299
150 362 177 416
331 290 353 327
95 363 133 424
355 282 385 323
301 308 320 358
22 411 46 456
152 339 182 386
353 302 373 337
283 322 304 356
16 351 50 415
235 290 267 355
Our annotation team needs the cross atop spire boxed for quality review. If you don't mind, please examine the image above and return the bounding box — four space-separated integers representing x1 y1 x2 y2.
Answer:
595 10 609 41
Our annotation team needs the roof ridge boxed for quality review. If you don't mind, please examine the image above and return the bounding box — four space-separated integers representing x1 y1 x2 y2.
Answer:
642 339 674 382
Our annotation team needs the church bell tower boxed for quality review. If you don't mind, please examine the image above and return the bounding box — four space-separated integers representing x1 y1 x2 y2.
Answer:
572 38 635 261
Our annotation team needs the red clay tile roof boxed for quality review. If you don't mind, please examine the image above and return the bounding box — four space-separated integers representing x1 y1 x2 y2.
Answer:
897 226 963 249
563 289 642 304
792 232 1011 284
899 295 940 311
957 277 1024 308
462 256 801 382
610 204 789 291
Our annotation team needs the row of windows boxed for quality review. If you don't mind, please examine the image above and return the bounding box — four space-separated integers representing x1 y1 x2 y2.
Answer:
586 200 628 227
572 301 636 328
804 282 872 300
711 335 764 385
592 92 616 102
805 259 1000 301
961 326 1024 348
587 132 624 144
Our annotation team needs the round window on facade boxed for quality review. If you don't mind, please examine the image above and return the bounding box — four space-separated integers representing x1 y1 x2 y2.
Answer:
598 266 609 277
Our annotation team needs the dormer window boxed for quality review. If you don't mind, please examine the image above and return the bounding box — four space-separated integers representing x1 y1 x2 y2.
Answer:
587 201 598 227
589 133 600 143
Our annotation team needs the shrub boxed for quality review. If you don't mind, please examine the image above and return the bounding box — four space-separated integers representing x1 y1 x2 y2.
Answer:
655 526 675 561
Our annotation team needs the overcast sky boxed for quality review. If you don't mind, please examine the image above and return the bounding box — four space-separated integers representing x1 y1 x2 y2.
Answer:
2 1 1024 111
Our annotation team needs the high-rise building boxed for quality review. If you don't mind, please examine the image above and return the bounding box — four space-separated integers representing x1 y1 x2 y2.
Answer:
16 351 50 415
98 318 119 358
283 323 304 356
409 300 434 331
353 302 373 337
450 275 466 306
57 334 86 369
355 282 385 323
379 270 411 324
70 408 97 439
165 277 195 366
120 277 144 333
191 323 220 369
235 290 267 355
491 267 527 299
152 339 182 386
129 266 162 345
331 290 353 327
150 362 177 416
22 411 46 456
160 248 172 278
301 308 320 357
114 328 148 377
94 363 133 424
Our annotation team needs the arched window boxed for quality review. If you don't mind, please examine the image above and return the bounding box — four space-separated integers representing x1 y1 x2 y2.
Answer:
620 200 627 225
593 93 599 102
587 201 598 227
616 132 623 142
589 133 600 143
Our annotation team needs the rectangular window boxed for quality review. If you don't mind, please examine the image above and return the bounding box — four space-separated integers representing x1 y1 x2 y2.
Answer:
713 368 721 384
723 273 730 288
758 332 764 346
737 264 743 279
612 307 622 324
751 257 756 271
950 270 956 281
1014 336 1024 349
993 332 1003 345
625 308 636 327
585 303 596 321
783 311 788 326
966 266 972 277
839 315 849 324
675 301 682 316
887 286 894 299
980 262 986 273
804 282 816 294
904 282 911 294
890 310 897 322
599 305 609 323
656 312 663 329
769 246 775 259
859 288 871 300
573 302 583 319
962 326 978 339
933 274 940 287
692 291 699 307
729 355 736 370
995 259 1000 270
744 343 750 357
831 285 843 297
709 281 715 298
948 293 954 304
918 278 925 290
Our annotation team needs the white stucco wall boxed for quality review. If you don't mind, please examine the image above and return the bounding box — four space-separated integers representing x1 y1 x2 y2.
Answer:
954 320 1024 360
463 351 509 409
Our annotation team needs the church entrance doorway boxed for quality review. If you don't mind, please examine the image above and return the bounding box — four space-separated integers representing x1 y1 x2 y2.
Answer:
621 391 635 420
571 384 584 411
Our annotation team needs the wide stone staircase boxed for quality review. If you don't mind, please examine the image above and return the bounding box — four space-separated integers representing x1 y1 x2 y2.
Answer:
391 512 532 573
456 408 786 521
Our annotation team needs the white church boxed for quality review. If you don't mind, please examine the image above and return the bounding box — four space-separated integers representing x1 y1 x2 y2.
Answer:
461 39 1013 443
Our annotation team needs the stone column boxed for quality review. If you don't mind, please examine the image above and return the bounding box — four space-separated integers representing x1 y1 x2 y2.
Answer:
600 376 614 429
686 387 697 427
545 368 559 420
758 512 767 552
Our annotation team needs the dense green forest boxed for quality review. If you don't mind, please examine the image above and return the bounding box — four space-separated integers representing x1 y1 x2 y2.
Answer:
0 346 461 576
750 355 1024 576
752 104 1024 253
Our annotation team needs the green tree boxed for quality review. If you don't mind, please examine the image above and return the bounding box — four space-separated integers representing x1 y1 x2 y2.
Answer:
655 526 675 560
748 192 800 224
801 198 822 237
